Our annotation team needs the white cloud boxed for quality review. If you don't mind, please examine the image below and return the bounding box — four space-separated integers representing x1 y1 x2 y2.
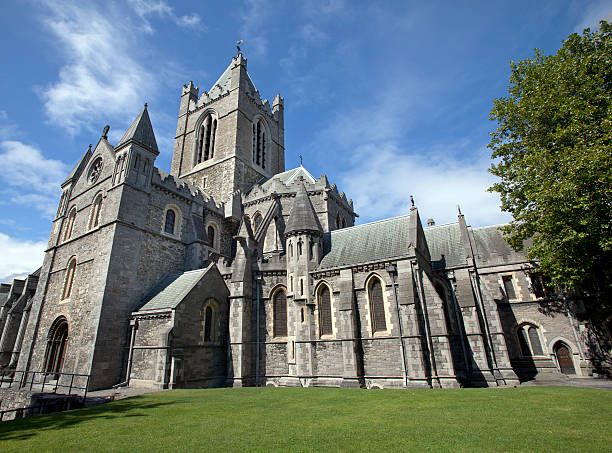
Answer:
0 233 46 283
339 142 511 228
38 1 156 135
127 0 203 33
574 0 612 32
0 140 67 217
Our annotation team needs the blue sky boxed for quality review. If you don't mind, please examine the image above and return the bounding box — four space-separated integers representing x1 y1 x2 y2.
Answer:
1 0 610 281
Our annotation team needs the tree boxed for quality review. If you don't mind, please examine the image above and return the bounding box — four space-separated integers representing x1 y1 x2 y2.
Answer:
488 22 611 316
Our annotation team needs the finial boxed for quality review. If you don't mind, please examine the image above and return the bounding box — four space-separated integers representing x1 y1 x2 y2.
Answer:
299 154 303 167
236 39 243 56
410 195 415 208
144 102 148 109
102 125 110 139
88 144 92 151
457 204 462 216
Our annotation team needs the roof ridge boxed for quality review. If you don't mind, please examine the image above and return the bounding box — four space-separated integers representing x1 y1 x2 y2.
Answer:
329 213 411 234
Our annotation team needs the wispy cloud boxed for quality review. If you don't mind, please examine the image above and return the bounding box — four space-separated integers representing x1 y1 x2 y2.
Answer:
127 0 203 33
0 233 46 282
338 142 510 227
239 0 271 57
38 0 156 135
0 140 67 218
574 0 612 32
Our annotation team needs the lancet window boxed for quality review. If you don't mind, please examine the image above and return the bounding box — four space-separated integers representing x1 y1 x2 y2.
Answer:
196 114 217 164
252 119 266 169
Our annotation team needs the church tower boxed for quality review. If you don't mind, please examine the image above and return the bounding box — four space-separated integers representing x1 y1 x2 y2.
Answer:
170 52 285 204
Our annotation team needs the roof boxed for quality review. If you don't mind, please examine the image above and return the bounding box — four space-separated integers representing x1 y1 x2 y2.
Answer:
423 222 467 269
285 182 322 234
472 225 527 265
257 166 316 192
318 215 412 270
137 268 208 312
116 105 159 153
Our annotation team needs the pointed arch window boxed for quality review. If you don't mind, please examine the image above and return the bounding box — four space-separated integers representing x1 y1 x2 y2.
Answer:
164 209 176 234
336 213 341 229
207 225 216 249
253 212 263 233
517 323 544 356
273 288 287 337
297 240 303 256
252 119 266 169
369 277 387 333
89 194 103 229
196 114 217 164
63 208 77 241
318 284 333 336
62 257 77 300
44 317 69 378
202 299 219 343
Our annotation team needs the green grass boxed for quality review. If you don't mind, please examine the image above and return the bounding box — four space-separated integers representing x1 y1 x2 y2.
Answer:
0 387 610 452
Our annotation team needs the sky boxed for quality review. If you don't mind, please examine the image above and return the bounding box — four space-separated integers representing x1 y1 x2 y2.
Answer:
0 0 610 282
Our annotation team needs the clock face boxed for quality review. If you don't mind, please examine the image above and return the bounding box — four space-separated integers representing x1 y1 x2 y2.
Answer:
88 157 103 184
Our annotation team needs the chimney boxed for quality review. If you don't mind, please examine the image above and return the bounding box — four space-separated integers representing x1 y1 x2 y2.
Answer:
427 218 435 227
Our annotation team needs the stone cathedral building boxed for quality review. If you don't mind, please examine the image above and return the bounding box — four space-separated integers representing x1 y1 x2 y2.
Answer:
0 53 594 393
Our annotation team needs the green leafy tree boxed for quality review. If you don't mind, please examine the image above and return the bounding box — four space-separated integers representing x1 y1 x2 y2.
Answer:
488 21 611 315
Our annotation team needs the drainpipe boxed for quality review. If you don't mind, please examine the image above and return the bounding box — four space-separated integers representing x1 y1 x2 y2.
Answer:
386 264 408 388
255 273 263 387
565 307 584 359
113 318 138 388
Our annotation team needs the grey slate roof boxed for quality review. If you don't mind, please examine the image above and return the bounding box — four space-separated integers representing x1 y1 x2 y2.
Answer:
318 215 412 270
472 225 528 265
285 182 322 234
136 268 208 312
116 105 159 153
423 222 467 269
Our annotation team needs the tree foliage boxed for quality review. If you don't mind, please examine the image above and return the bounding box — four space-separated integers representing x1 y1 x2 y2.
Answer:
488 21 611 310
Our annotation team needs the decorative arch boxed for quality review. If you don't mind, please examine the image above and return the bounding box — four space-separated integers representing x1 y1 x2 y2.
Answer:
162 204 182 237
88 192 103 229
316 282 334 337
252 116 270 169
194 109 218 166
61 257 77 300
271 286 287 337
201 298 220 344
63 207 77 241
44 316 69 377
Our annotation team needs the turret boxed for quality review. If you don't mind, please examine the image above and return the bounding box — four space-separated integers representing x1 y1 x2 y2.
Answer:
285 181 323 301
113 104 158 189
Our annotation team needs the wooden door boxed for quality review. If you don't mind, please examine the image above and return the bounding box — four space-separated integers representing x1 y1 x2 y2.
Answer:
554 343 575 375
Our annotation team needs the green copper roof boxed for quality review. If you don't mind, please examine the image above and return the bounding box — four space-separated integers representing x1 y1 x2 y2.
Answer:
137 268 208 312
318 215 412 270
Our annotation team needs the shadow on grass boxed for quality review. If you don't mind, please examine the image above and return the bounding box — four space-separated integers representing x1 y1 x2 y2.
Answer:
0 396 175 442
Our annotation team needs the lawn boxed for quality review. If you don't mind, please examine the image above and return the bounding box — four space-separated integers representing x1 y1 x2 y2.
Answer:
0 387 610 452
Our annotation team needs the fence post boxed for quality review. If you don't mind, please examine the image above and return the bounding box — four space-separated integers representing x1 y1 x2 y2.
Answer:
41 373 46 393
29 372 35 390
54 374 59 393
68 374 74 395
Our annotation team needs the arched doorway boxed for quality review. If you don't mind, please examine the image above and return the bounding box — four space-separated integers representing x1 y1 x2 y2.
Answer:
44 317 69 379
553 342 575 375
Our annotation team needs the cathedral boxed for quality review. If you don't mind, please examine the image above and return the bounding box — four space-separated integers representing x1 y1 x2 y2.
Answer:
0 53 593 393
